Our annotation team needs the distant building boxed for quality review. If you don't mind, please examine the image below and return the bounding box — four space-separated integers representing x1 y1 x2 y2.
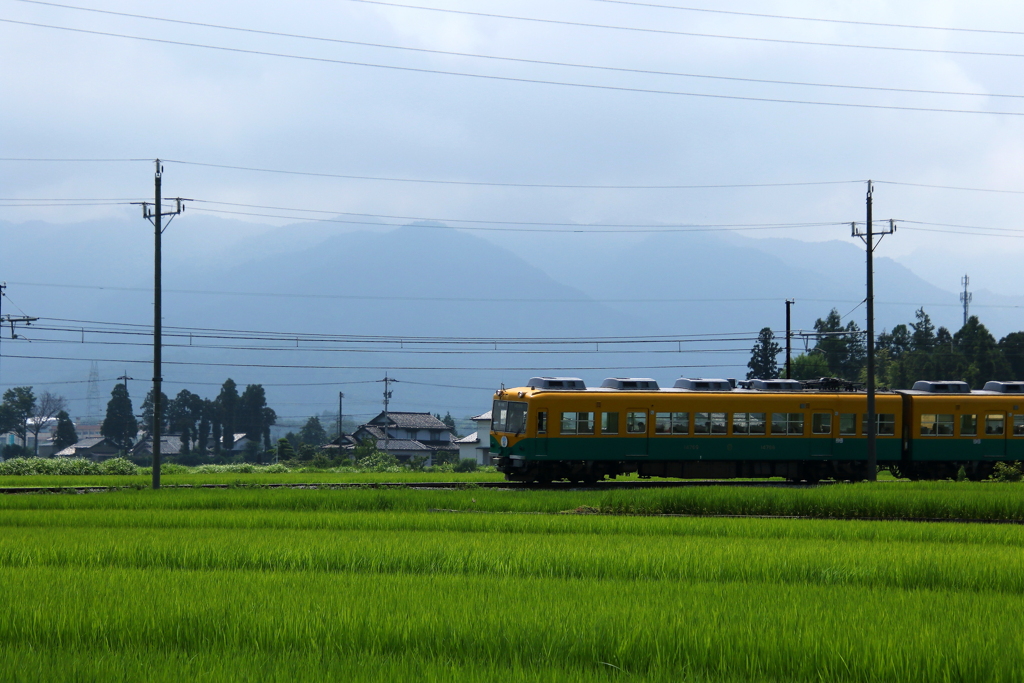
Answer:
349 411 458 464
132 434 186 459
52 436 122 461
455 410 494 465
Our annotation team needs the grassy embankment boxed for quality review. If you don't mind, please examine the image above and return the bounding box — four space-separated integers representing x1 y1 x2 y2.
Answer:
1 486 1023 681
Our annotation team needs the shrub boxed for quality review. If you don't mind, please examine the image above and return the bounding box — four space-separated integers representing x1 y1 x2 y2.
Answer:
992 461 1023 482
454 458 478 473
356 451 400 472
99 458 139 476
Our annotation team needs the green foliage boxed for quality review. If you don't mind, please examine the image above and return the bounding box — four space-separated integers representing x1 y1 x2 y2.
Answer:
51 410 78 453
356 449 401 472
812 309 865 380
454 458 478 473
310 452 330 469
789 352 831 380
139 389 168 438
275 438 295 461
2 444 28 459
101 383 137 449
0 457 138 476
218 379 239 452
297 443 318 461
746 327 781 380
993 461 1023 483
298 416 328 446
0 387 36 446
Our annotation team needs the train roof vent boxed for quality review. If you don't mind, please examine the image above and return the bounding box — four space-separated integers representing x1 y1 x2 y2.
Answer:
911 380 971 393
673 378 733 391
982 381 1024 393
600 377 660 390
749 379 804 392
527 377 586 390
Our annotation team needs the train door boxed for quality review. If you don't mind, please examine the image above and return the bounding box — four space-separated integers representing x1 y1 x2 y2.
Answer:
534 407 549 457
982 411 1008 458
625 408 649 457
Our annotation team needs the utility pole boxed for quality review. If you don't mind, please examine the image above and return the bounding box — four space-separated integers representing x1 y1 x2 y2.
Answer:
134 160 187 490
785 299 794 379
960 275 972 328
851 181 896 482
382 375 395 455
337 391 344 437
117 371 133 396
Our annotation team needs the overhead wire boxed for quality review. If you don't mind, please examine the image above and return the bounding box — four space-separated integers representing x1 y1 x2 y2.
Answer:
2 19 1022 117
10 0 1024 101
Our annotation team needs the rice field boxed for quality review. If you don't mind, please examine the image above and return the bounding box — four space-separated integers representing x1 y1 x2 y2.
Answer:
1 487 1022 681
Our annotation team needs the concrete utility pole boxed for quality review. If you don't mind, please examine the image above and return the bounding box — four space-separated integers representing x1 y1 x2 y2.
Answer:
960 275 972 328
851 181 896 482
785 299 794 379
134 161 187 490
382 375 395 454
337 391 344 437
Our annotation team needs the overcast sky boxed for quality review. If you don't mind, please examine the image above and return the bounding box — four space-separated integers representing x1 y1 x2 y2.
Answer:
4 0 1024 296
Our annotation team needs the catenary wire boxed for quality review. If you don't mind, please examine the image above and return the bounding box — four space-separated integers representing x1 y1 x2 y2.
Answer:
584 0 1024 37
341 0 1024 59
3 19 1023 117
11 0 1024 101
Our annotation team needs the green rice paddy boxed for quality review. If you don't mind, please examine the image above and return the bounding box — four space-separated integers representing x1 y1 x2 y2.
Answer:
1 486 1021 681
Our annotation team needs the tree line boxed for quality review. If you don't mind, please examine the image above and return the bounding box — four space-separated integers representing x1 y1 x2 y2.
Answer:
748 308 1024 389
0 387 75 458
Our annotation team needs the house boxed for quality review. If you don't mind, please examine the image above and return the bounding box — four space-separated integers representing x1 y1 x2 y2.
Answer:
132 434 186 458
52 437 123 461
349 411 458 464
455 410 494 465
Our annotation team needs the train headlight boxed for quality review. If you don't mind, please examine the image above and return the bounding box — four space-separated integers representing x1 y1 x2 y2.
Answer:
500 436 508 448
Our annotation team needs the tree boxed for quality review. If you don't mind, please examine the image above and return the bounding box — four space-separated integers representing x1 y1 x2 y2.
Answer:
909 308 936 352
168 389 204 449
275 437 295 461
140 389 169 438
0 387 36 448
812 309 865 380
746 327 781 380
298 416 328 446
237 384 270 444
877 324 911 360
954 316 1011 388
29 391 67 455
441 411 458 436
51 410 78 453
262 407 277 450
197 399 215 454
789 353 830 380
218 379 240 452
999 332 1024 380
101 383 137 450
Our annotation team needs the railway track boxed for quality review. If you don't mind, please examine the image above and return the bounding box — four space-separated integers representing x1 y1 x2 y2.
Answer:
0 479 851 494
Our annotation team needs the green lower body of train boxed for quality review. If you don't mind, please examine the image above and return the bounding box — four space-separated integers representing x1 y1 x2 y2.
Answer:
492 434 1011 483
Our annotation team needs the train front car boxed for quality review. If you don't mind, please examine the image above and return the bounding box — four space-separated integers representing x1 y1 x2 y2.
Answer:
898 380 1024 480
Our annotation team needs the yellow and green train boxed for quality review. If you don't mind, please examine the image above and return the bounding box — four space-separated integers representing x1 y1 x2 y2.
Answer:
490 377 1024 482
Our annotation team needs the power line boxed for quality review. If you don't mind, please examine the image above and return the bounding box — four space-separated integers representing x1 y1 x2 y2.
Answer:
585 0 1024 37
876 180 1024 195
343 0 1024 59
189 206 844 233
13 0 1024 101
3 19 1023 117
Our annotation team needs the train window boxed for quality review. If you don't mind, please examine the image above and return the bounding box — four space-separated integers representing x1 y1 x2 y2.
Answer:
537 411 547 435
960 414 977 437
601 412 619 435
491 401 508 433
734 413 766 435
839 414 857 436
1014 415 1024 436
986 414 1005 435
862 413 896 436
506 402 527 435
695 412 726 434
626 412 647 434
812 413 832 434
772 413 804 435
920 414 953 436
655 412 689 434
560 412 594 435
748 413 766 435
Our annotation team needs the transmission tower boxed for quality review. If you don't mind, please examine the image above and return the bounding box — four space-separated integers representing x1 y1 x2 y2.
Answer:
86 362 101 424
960 275 972 328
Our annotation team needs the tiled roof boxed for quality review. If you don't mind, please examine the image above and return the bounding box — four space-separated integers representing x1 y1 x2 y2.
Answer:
472 411 492 421
454 431 479 444
421 440 459 452
369 412 450 430
53 436 116 457
376 439 430 451
133 434 185 455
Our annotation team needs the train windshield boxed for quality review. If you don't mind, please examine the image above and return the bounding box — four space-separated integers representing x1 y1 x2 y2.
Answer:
492 400 527 433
